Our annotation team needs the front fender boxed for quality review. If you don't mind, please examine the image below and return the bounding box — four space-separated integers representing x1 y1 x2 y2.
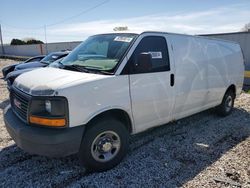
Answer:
58 75 132 129
83 106 134 128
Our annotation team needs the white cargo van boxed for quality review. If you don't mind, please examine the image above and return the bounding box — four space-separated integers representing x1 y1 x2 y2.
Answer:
4 32 244 171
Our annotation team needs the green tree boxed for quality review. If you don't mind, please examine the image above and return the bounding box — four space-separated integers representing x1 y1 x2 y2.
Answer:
26 39 44 44
10 38 26 45
10 38 44 45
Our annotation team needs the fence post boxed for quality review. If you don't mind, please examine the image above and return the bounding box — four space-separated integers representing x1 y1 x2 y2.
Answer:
0 24 5 55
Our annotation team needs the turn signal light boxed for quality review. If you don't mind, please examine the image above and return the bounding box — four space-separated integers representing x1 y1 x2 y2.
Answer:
29 116 66 127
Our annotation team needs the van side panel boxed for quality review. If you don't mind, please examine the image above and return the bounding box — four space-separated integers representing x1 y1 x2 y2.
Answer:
205 41 244 103
168 34 209 120
169 34 244 120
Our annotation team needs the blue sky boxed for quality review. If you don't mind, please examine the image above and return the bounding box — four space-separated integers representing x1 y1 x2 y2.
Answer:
1 0 250 44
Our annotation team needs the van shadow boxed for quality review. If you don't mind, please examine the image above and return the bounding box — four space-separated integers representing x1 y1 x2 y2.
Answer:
0 107 249 187
126 107 250 187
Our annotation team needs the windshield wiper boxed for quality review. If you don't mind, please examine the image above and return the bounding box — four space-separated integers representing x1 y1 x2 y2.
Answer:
78 65 114 75
98 70 114 75
63 64 91 73
63 64 113 75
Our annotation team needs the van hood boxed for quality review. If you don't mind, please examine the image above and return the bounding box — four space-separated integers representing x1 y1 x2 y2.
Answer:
13 67 110 96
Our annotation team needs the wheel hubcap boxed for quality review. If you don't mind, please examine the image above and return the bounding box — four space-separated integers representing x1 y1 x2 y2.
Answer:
102 142 112 152
91 131 121 162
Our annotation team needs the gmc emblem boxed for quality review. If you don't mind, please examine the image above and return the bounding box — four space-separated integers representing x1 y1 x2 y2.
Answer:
14 98 22 109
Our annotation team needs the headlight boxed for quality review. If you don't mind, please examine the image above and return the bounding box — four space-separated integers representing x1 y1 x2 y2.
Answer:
29 97 68 127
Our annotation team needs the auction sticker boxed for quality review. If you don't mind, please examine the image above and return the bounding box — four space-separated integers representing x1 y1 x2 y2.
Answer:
114 36 133 43
148 51 162 59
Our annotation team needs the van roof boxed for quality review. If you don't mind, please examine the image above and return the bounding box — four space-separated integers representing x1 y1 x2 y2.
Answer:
93 31 240 45
139 31 240 45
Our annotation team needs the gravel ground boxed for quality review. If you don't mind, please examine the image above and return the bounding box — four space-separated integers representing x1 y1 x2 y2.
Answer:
0 59 249 188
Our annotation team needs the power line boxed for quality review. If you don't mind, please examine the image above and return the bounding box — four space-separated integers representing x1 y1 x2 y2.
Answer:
46 0 110 27
0 0 110 30
0 0 110 44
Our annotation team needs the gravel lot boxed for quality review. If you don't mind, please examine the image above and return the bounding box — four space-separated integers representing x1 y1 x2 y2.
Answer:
0 58 249 188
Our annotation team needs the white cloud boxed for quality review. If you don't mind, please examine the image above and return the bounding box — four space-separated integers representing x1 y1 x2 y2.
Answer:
3 3 250 43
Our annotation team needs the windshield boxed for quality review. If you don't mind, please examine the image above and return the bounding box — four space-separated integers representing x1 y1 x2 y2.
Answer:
61 33 137 73
41 53 62 64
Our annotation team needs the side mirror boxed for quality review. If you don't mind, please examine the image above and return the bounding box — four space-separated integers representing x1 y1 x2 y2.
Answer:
134 52 152 73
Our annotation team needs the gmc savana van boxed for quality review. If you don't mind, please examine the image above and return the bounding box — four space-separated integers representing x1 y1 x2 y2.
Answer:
4 32 244 171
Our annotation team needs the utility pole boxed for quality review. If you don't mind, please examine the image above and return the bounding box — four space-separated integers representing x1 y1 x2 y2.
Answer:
0 24 5 56
44 25 48 54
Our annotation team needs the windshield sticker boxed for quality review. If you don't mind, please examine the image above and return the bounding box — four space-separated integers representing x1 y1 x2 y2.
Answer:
114 36 133 43
148 51 162 59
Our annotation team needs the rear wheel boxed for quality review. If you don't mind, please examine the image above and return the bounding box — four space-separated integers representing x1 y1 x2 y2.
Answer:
78 117 129 172
216 90 235 116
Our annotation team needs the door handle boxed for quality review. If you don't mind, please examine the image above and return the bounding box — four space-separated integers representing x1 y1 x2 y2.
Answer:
170 74 175 87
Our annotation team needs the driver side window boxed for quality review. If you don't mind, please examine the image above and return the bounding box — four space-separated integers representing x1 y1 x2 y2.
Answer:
124 36 170 74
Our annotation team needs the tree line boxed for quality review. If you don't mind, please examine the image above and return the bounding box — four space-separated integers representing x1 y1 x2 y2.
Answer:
10 38 44 45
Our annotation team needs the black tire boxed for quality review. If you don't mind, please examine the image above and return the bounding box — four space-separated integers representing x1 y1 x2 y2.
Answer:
78 117 129 172
216 90 235 116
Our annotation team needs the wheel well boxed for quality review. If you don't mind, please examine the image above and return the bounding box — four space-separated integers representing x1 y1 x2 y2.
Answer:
226 84 236 98
88 109 133 133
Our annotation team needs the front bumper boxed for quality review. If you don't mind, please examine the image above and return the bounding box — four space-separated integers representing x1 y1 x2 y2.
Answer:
4 105 85 157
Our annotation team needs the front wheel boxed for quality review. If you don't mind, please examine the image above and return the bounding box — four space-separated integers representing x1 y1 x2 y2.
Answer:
78 118 129 172
216 90 235 116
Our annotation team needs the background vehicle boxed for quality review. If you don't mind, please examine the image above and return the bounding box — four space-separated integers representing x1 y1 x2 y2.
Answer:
5 51 70 88
4 32 244 172
1 55 45 78
13 51 70 71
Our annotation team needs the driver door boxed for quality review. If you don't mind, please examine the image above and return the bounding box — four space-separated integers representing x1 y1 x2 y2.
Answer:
125 35 175 133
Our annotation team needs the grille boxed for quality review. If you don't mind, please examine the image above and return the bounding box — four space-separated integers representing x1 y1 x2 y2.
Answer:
10 87 30 122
